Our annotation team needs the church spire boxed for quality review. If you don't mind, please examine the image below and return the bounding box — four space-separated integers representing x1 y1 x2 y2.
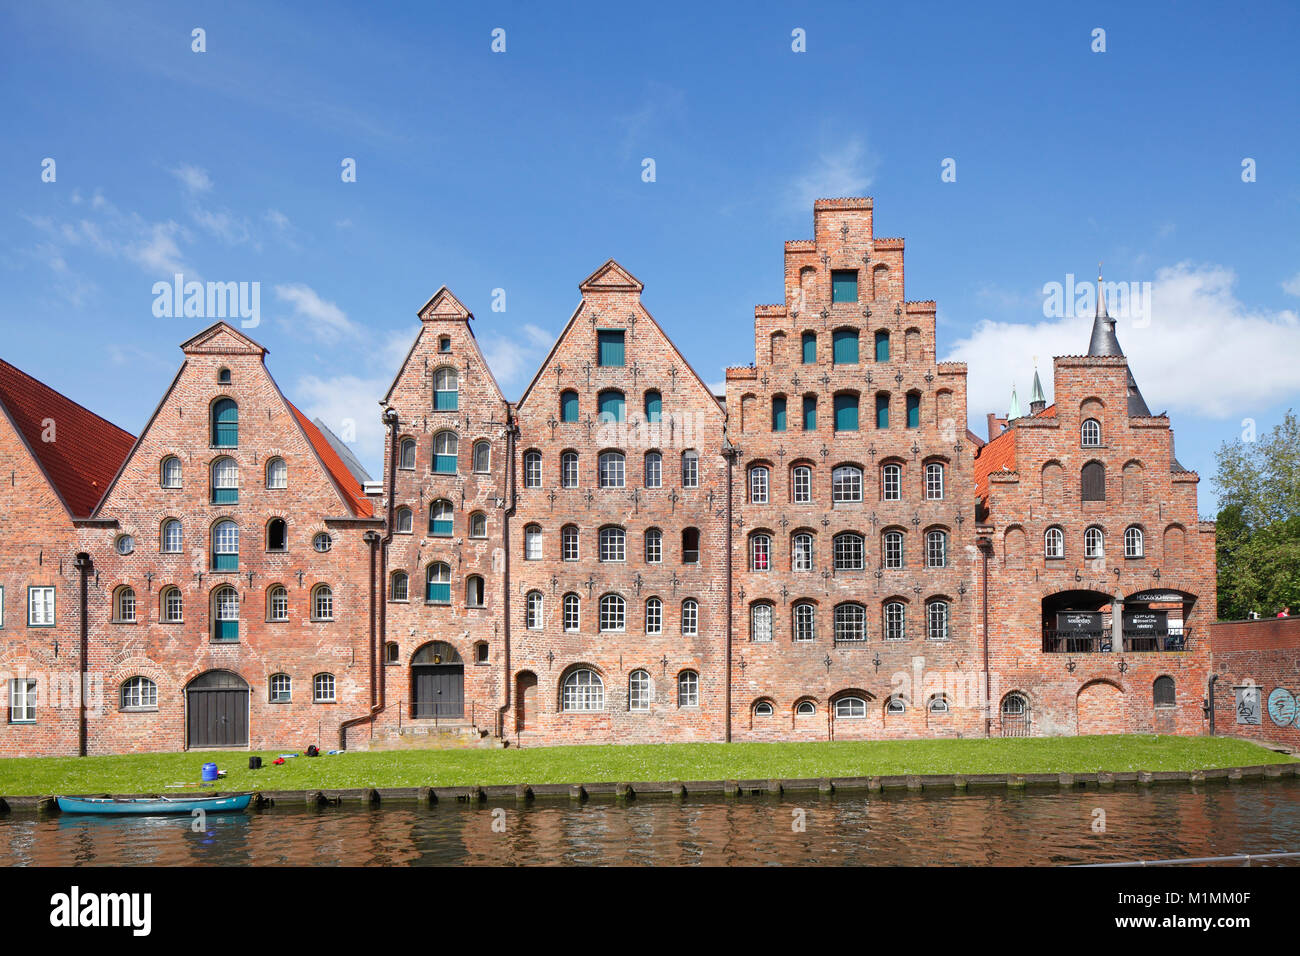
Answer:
1029 362 1046 415
1008 381 1022 421
1087 263 1124 357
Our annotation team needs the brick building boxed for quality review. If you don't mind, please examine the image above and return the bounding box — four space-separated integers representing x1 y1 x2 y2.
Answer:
0 198 1231 756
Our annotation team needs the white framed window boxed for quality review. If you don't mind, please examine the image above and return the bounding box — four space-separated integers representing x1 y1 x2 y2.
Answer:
561 524 580 561
834 603 866 642
270 673 292 703
563 593 580 632
1081 418 1101 447
929 696 950 714
926 530 948 568
212 456 238 495
792 532 814 572
1084 527 1105 559
792 465 812 503
598 451 626 489
884 601 906 641
645 527 663 563
1124 525 1145 558
313 673 336 703
526 591 543 629
312 585 334 621
524 524 542 560
835 696 867 719
121 676 157 710
473 441 490 473
598 526 626 562
645 597 662 634
599 594 626 632
796 700 816 716
751 603 773 642
927 600 950 642
677 671 699 708
266 457 287 489
833 533 864 571
832 465 863 503
681 599 699 636
749 466 769 504
793 602 815 642
28 586 55 627
750 533 771 571
115 534 135 556
561 451 579 488
886 696 906 715
628 670 651 712
390 572 409 602
881 463 901 500
268 585 289 621
754 700 775 717
9 678 37 722
161 456 182 488
645 452 662 489
115 587 136 623
0 584 5 627
524 451 542 488
395 507 413 534
1044 527 1064 559
681 450 699 488
883 530 904 569
562 669 604 712
162 519 182 553
469 513 487 538
313 532 332 553
925 462 944 500
398 438 417 470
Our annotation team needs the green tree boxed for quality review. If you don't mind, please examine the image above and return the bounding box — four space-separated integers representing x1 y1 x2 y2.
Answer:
1213 410 1300 619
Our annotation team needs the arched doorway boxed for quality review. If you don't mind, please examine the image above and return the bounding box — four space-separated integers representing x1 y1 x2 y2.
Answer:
516 671 538 733
1077 680 1125 735
186 670 249 748
411 642 463 719
1042 590 1115 653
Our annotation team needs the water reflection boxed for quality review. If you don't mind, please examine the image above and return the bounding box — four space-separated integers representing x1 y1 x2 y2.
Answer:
4 780 1300 866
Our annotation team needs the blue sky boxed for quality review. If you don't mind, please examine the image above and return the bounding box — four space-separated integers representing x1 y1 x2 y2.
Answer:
2 0 1297 511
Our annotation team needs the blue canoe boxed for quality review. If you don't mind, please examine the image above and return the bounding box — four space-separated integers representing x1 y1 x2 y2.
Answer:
56 793 252 815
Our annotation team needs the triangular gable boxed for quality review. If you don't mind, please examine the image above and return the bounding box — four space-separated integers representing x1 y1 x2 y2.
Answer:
383 287 506 406
0 359 135 519
179 321 267 356
418 286 473 322
579 259 644 294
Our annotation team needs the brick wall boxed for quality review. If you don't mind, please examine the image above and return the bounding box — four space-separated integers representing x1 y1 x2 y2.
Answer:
1209 617 1300 748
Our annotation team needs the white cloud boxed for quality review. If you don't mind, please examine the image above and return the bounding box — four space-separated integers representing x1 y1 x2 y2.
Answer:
169 163 213 194
293 373 388 477
128 222 188 274
1283 272 1300 297
480 322 555 397
274 283 358 343
947 262 1300 424
789 138 877 212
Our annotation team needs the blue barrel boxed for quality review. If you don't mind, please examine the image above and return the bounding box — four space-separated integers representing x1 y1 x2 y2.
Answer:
201 762 219 783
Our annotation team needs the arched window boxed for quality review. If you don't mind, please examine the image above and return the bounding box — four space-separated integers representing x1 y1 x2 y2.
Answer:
628 670 652 711
644 390 662 423
266 517 287 551
929 696 950 714
211 519 239 571
833 532 864 571
465 575 485 607
469 512 487 538
398 437 417 470
114 586 136 623
793 602 816 642
313 673 336 703
311 584 334 621
925 462 944 500
834 603 866 642
433 431 458 473
1125 525 1145 558
792 464 812 502
875 392 890 429
677 671 699 707
771 395 787 432
681 527 700 563
906 391 921 429
560 390 579 423
433 367 458 411
644 527 663 563
388 642 402 664
523 449 542 488
599 594 626 632
1044 526 1064 559
681 450 699 488
750 533 772 571
524 524 542 560
162 519 183 554
211 456 238 504
212 585 239 641
751 602 773 642
644 451 662 488
211 398 238 447
562 669 604 712
426 563 451 603
161 456 182 488
121 677 157 710
833 392 859 432
390 571 409 602
598 451 626 488
645 597 663 634
832 329 859 364
394 507 412 534
925 529 948 568
874 329 890 362
1081 418 1101 447
161 586 183 623
926 600 950 641
681 599 700 636
267 585 289 622
473 440 491 473
270 673 292 702
1081 461 1106 501
832 464 863 502
884 600 906 641
749 465 770 503
881 462 901 500
563 593 580 632
1002 693 1028 721
801 331 817 364
561 450 579 488
597 389 626 423
883 529 904 569
791 532 814 572
1084 526 1105 559
796 699 817 716
429 499 453 536
1153 676 1176 708
561 524 580 561
598 526 626 562
754 700 774 717
835 696 867 718
217 367 232 384
525 590 543 629
266 457 287 489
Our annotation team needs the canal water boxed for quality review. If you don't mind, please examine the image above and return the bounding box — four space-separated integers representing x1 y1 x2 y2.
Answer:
4 779 1300 866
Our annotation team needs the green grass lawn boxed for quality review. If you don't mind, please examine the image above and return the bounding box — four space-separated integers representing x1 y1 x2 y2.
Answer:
0 736 1292 797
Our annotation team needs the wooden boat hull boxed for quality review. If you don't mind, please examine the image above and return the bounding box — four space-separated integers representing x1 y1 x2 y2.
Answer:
56 794 252 815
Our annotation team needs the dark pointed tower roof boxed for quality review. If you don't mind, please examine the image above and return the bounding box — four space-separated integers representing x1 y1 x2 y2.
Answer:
1087 266 1152 418
1030 366 1046 406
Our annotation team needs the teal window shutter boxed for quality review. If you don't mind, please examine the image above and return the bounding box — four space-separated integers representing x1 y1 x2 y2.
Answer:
644 391 662 423
598 390 625 422
426 580 450 603
213 552 237 571
598 330 625 367
434 454 457 474
212 487 238 505
561 391 579 422
802 395 816 431
876 394 890 429
212 399 238 447
801 332 816 364
875 330 890 362
832 330 859 365
907 392 920 428
216 619 239 641
772 396 787 432
831 270 859 303
834 394 858 432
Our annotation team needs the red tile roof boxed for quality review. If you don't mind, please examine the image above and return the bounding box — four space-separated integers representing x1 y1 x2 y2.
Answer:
288 402 373 518
973 403 1057 505
0 359 135 519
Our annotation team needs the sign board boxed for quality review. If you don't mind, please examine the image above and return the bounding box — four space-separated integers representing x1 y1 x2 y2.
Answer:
1123 610 1168 635
1057 612 1102 633
1127 590 1187 604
